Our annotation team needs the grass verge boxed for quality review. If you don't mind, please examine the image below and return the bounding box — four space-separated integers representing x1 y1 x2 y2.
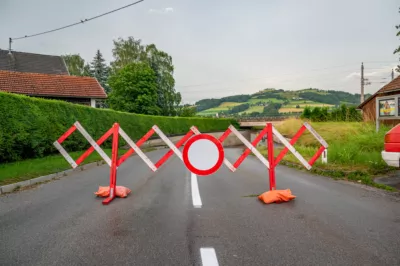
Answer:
0 147 155 186
253 118 398 192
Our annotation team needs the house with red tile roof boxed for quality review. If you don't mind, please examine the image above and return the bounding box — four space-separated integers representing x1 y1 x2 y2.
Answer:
0 49 107 107
0 70 107 107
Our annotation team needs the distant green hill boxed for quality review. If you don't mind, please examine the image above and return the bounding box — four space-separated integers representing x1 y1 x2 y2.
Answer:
195 88 370 117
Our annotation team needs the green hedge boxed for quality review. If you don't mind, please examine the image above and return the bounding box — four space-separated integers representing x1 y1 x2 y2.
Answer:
0 92 239 163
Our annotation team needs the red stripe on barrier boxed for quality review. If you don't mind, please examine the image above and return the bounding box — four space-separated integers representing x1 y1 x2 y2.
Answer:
57 125 77 144
117 128 155 166
274 125 306 167
308 146 325 166
218 128 232 143
267 123 276 190
155 130 194 168
103 123 119 205
233 126 268 169
75 127 114 166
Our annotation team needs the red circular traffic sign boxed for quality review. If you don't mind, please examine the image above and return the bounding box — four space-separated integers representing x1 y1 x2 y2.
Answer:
182 134 224 176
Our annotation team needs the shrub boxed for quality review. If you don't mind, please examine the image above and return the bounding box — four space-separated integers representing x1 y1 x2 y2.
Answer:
0 92 238 163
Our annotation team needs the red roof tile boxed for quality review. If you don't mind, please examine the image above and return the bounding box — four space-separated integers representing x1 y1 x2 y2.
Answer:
0 70 107 98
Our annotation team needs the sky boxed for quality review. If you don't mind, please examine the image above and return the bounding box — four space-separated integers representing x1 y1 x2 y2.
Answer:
0 0 399 104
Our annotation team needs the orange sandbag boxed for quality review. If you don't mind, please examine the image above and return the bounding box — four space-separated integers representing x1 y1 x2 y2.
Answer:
258 189 296 204
94 186 131 198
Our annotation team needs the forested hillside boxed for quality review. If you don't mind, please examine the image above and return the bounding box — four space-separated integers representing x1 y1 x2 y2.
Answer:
196 88 370 117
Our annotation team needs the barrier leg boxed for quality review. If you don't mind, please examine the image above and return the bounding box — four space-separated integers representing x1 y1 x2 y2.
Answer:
267 123 276 191
103 123 119 205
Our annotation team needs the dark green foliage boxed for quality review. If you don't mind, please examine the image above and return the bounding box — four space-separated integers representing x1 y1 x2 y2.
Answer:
177 105 197 117
301 104 362 122
255 92 285 100
61 54 91 77
0 92 238 163
107 62 160 115
221 95 251 102
299 90 369 106
229 103 249 114
263 103 282 116
195 95 251 111
90 50 110 94
110 37 181 116
301 106 312 119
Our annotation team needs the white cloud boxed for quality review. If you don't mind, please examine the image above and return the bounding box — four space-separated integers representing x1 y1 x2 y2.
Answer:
148 7 174 14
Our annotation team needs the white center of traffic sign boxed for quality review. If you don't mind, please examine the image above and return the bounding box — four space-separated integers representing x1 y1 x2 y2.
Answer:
183 134 224 176
187 139 220 170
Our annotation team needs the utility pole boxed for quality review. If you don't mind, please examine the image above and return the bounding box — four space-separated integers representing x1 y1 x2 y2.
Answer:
392 68 394 81
8 38 12 54
361 62 364 103
360 62 370 103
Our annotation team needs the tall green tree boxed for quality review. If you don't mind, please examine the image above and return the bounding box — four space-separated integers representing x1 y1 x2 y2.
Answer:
61 54 88 76
107 62 160 115
110 37 146 73
394 7 400 73
145 44 179 116
90 50 110 94
110 37 181 116
83 63 92 77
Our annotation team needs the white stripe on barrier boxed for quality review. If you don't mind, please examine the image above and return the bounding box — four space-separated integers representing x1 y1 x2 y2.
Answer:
303 122 329 148
322 149 328 164
53 141 78 168
118 127 157 171
229 125 270 169
74 122 112 167
190 126 237 172
272 126 312 170
152 125 183 160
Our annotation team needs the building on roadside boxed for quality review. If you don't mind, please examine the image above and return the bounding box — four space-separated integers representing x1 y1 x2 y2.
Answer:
358 75 400 131
0 70 107 107
0 49 69 75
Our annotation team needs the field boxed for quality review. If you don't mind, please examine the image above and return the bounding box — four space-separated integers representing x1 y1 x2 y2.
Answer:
255 118 396 190
198 97 333 116
278 108 303 113
247 98 284 104
196 88 364 117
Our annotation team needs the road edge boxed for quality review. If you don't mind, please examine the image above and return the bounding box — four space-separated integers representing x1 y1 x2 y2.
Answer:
0 161 104 194
0 147 165 195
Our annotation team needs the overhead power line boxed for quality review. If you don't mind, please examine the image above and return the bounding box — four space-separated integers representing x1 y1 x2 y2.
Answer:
9 0 145 50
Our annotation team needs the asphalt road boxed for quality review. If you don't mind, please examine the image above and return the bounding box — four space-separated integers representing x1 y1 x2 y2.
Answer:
1 148 399 266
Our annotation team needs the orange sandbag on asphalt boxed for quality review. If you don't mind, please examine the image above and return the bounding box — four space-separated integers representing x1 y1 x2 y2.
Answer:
94 186 131 198
258 189 296 204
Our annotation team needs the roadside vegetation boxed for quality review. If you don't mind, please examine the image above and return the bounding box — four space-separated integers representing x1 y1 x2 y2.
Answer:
0 92 238 164
255 118 397 191
0 147 157 186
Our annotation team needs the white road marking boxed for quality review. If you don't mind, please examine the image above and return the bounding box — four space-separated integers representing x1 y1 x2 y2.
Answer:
191 172 202 208
200 247 219 266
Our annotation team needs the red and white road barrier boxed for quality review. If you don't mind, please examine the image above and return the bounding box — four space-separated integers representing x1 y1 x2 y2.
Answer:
54 121 327 205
